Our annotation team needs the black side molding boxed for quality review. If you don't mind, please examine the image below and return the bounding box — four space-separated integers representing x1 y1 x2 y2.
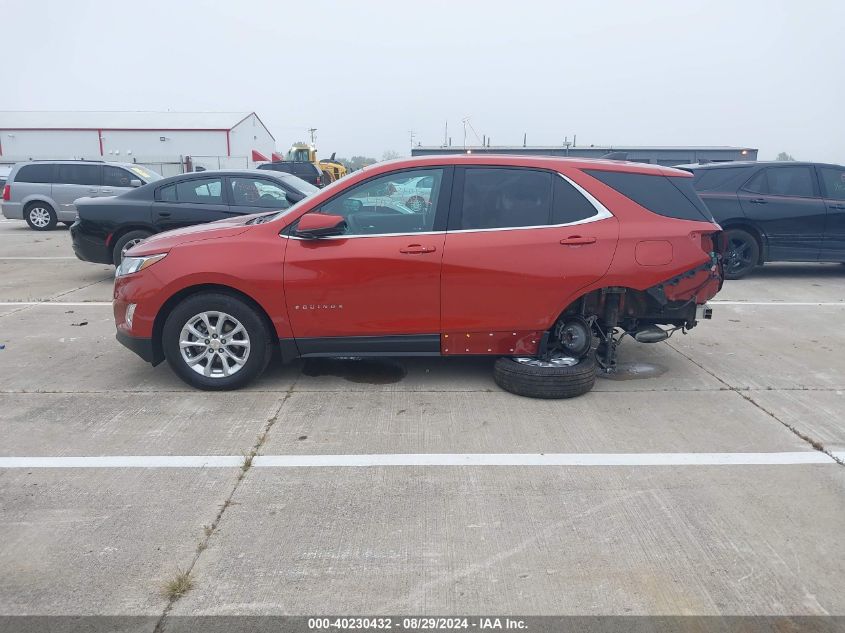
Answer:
280 334 440 359
116 330 163 366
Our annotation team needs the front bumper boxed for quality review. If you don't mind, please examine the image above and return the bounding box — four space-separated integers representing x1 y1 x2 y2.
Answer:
116 330 163 366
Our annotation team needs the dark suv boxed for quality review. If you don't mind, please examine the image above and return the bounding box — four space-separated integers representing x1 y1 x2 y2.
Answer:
257 161 326 187
683 161 845 278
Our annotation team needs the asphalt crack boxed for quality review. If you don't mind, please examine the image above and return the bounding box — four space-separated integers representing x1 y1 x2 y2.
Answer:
152 379 297 632
666 341 844 467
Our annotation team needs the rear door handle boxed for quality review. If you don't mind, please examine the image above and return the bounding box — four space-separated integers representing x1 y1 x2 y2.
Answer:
100 188 114 194
830 203 845 210
560 236 597 245
399 244 436 254
749 198 768 204
157 212 171 218
87 188 98 194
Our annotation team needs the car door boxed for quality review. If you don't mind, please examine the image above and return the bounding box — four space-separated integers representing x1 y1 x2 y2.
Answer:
54 164 102 218
226 175 292 215
283 167 452 353
440 167 619 352
738 166 826 261
152 176 233 231
102 165 140 197
817 165 845 260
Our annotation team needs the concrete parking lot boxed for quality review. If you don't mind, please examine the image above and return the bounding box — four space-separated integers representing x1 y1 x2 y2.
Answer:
0 218 844 625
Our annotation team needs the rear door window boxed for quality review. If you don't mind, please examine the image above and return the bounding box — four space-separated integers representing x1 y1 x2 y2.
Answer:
691 167 752 191
56 164 101 186
15 164 55 184
458 168 552 230
584 169 713 222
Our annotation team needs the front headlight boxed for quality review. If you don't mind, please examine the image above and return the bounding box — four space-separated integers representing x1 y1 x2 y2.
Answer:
115 253 167 278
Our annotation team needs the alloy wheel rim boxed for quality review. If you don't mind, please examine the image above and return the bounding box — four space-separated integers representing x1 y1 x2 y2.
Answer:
121 238 144 257
179 311 251 378
513 354 579 368
30 208 50 227
726 237 753 273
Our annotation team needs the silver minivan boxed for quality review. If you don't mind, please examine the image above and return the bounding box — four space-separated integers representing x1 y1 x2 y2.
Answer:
1 161 162 230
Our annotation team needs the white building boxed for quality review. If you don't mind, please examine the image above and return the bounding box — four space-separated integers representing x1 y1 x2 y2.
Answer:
0 111 279 176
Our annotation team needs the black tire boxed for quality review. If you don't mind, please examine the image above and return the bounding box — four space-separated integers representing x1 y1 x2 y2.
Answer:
24 202 57 231
723 229 759 280
162 293 272 391
112 230 152 266
493 354 596 399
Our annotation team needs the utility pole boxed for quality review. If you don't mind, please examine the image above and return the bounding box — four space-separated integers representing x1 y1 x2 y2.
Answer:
462 118 469 150
409 130 415 151
308 128 317 145
444 120 448 147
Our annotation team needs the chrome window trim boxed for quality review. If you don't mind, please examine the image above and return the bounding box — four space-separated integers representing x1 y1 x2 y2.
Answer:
283 172 613 240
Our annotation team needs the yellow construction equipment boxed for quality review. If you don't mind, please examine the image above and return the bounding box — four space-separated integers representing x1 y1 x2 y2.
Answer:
286 142 348 183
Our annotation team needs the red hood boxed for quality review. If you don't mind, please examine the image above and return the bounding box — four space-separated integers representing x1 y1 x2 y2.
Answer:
127 216 256 256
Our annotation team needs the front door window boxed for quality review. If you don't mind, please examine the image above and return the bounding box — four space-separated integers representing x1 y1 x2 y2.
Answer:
316 169 444 235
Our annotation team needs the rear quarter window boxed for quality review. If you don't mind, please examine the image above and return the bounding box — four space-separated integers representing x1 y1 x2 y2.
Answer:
584 169 714 222
691 167 752 191
15 164 54 184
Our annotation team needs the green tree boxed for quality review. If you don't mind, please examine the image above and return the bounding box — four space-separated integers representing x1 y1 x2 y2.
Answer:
776 152 795 161
382 150 401 161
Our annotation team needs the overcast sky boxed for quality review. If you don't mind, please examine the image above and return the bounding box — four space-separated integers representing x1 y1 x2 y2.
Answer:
2 0 843 162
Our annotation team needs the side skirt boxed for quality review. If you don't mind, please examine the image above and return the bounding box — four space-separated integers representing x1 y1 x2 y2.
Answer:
279 334 441 361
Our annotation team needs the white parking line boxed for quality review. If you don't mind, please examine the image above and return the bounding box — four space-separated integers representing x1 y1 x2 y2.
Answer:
0 452 834 469
0 301 111 306
0 256 78 260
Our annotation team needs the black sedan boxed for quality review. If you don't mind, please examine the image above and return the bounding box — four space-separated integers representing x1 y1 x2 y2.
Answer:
71 169 318 265
684 161 845 278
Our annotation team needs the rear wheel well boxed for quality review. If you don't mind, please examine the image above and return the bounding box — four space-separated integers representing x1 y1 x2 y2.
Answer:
151 284 277 364
719 222 765 263
555 286 696 333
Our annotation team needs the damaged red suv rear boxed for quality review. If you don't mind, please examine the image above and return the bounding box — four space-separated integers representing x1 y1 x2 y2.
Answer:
112 155 724 397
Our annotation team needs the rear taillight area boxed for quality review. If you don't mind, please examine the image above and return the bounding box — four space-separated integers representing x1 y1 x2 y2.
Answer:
2 185 10 201
316 175 323 187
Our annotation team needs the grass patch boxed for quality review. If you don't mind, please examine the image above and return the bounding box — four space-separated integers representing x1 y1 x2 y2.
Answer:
163 569 194 600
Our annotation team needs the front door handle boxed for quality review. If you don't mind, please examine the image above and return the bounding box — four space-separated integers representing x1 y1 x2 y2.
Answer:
87 188 98 194
100 188 114 194
749 198 768 204
400 244 436 254
157 212 172 218
560 236 597 245
830 203 845 210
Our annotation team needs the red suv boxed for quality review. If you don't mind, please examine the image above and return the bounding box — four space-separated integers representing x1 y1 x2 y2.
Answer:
113 156 724 398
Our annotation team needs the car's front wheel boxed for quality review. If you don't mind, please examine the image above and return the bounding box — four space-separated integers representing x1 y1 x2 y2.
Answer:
162 293 272 390
25 202 57 231
493 352 596 399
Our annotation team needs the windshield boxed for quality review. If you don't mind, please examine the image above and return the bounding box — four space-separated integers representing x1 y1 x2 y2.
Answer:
129 165 163 182
280 174 319 196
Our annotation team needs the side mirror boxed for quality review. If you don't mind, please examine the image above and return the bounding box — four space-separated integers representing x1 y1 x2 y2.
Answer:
130 179 143 188
294 213 346 239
